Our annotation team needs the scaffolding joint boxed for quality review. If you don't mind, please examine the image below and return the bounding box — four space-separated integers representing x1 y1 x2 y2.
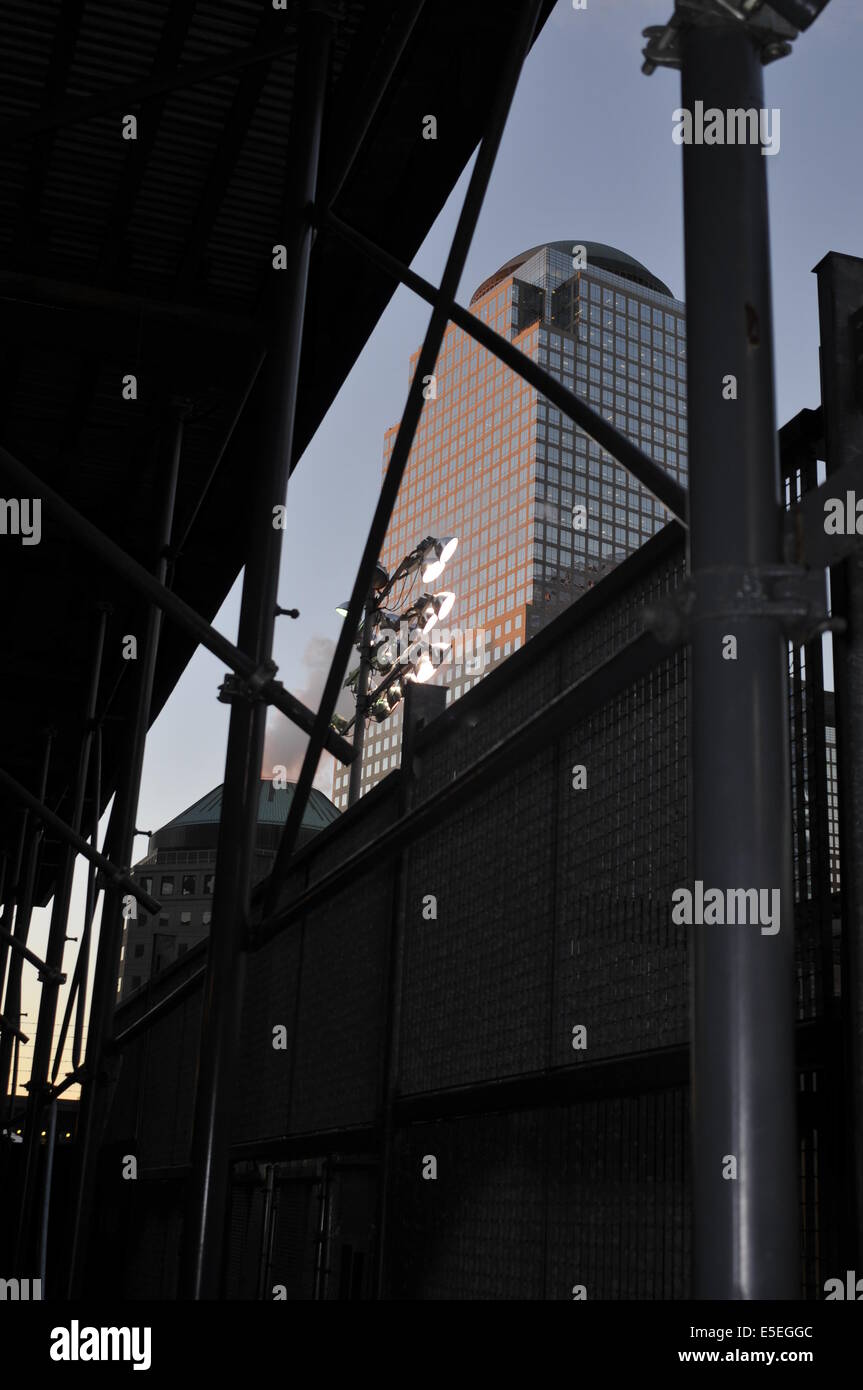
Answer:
641 2 797 76
644 564 840 645
217 660 278 705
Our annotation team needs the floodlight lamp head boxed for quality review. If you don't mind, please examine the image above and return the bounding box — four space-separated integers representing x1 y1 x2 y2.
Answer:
412 654 436 684
421 535 459 583
433 591 456 623
370 636 397 673
374 609 401 636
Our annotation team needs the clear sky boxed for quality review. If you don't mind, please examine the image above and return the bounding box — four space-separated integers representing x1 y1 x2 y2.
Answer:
16 0 863 1089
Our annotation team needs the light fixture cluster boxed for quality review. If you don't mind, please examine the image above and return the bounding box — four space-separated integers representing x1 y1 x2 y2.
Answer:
332 536 459 734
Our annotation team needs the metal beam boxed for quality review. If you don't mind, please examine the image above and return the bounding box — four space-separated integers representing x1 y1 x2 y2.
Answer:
0 1015 29 1046
15 606 110 1271
0 734 53 1122
67 408 184 1294
0 443 354 766
325 210 689 526
179 4 333 1302
0 767 160 916
0 928 65 985
263 0 547 910
679 21 797 1300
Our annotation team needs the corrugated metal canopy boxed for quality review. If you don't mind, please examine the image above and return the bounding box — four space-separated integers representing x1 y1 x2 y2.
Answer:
0 0 555 902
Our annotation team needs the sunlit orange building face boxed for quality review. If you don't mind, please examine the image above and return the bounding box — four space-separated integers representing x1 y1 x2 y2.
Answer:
332 243 688 808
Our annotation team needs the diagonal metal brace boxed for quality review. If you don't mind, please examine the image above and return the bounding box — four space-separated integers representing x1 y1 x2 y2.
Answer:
0 1013 30 1044
643 564 841 646
0 926 66 984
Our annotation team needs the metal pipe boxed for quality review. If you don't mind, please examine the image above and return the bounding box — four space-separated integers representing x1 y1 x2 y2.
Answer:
0 733 53 1114
15 605 109 1269
324 210 689 526
348 603 376 806
374 682 446 1296
0 812 27 1006
7 1026 22 1134
68 408 184 1295
256 1163 276 1301
0 443 354 766
680 22 797 1298
312 1160 330 1301
56 720 103 1080
0 1014 28 1044
38 1098 58 1290
179 4 333 1301
0 768 159 915
0 927 65 982
263 0 545 911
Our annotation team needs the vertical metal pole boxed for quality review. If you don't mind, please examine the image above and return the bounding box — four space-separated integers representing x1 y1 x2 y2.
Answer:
681 23 797 1298
348 604 375 806
67 409 185 1295
256 1163 276 1301
15 607 108 1269
38 1097 58 1289
7 1027 22 1133
178 5 331 1300
373 681 447 1297
0 733 53 1113
0 813 28 1007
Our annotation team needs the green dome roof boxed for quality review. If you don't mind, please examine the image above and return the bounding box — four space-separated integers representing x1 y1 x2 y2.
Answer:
160 779 340 834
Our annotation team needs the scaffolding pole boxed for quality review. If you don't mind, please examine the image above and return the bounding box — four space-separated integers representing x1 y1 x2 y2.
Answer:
67 408 185 1295
14 605 109 1272
178 3 333 1300
0 444 353 766
680 21 797 1299
263 0 546 912
0 733 54 1116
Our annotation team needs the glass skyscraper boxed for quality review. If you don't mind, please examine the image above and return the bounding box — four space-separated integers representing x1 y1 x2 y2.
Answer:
332 241 688 808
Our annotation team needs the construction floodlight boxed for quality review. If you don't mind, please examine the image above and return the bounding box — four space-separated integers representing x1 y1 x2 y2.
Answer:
411 653 437 684
370 636 397 673
410 590 456 634
421 535 459 583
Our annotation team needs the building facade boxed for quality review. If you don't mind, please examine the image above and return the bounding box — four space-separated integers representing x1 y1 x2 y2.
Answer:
332 240 689 808
118 780 340 999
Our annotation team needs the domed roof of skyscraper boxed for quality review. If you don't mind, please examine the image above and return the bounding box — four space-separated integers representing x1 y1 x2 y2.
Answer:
150 778 339 851
470 240 673 304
